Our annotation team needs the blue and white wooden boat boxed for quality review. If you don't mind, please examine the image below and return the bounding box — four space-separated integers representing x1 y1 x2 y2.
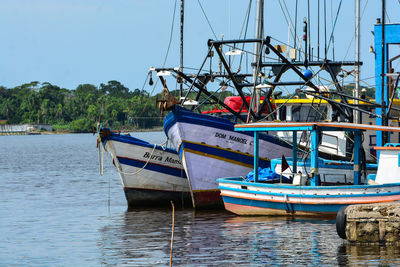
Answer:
164 106 293 208
217 122 400 217
98 128 191 207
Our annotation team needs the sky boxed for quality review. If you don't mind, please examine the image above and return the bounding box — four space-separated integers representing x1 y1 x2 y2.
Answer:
1 0 400 94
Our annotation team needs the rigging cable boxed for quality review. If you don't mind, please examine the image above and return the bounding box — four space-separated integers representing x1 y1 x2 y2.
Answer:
238 0 253 70
162 0 178 67
294 0 298 51
342 0 369 61
326 0 343 58
279 0 304 58
197 0 218 39
318 0 320 60
308 0 311 61
324 0 327 59
138 0 178 116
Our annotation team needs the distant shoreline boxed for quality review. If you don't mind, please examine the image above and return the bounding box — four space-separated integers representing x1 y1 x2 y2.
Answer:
0 126 164 136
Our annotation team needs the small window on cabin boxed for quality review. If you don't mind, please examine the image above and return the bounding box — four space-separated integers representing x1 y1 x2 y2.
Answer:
292 105 328 122
369 135 376 146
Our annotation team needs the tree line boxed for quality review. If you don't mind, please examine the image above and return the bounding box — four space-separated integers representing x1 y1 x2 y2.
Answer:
0 80 237 133
0 81 164 132
1 80 376 133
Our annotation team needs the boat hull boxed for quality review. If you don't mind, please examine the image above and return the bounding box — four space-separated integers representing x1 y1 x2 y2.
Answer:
124 187 191 208
102 133 191 207
164 106 293 209
218 177 400 217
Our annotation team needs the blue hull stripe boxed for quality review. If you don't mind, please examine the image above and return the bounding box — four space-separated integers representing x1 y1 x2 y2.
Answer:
219 185 400 199
164 106 291 149
117 157 187 179
217 178 400 190
106 133 177 154
222 195 342 213
181 141 270 168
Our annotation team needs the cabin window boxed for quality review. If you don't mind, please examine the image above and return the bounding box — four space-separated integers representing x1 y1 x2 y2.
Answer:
291 105 328 122
369 135 376 146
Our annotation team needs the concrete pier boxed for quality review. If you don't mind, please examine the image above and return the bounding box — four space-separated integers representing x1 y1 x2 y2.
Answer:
336 202 400 244
0 124 52 135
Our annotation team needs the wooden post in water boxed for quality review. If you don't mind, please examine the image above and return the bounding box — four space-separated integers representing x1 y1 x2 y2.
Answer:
170 201 175 267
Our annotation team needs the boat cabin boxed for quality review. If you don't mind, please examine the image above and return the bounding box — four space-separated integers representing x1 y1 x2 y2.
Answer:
234 121 400 186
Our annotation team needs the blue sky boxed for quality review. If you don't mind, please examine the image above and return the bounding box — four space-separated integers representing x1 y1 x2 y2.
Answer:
1 0 399 94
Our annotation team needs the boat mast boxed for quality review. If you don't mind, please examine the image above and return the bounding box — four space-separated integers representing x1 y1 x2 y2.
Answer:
252 0 264 117
381 0 387 140
354 0 360 124
180 0 184 99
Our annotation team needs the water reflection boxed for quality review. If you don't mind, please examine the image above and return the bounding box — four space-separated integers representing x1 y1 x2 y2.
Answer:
338 243 400 266
97 209 400 266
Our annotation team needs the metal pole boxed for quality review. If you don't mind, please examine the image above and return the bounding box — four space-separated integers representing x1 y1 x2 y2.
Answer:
354 0 360 124
179 0 184 99
253 0 263 115
381 0 386 143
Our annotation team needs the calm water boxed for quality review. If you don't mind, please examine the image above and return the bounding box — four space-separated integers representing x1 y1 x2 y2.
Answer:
1 132 400 266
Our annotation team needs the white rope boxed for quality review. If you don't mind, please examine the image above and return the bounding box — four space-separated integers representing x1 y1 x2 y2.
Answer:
106 138 170 176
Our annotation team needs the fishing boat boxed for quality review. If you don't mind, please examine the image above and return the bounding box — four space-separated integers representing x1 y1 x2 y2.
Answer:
164 105 293 208
158 11 400 209
217 122 400 217
160 34 376 209
97 127 191 207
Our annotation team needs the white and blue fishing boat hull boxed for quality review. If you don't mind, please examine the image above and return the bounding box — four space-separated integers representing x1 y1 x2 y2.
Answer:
218 177 400 217
164 106 293 208
101 132 191 207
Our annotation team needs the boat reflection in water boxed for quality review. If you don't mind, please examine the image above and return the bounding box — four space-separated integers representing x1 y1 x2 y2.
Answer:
96 209 400 265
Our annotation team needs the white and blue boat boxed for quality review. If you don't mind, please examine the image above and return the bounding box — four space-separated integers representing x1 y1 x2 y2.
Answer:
164 105 293 209
217 122 400 217
98 128 191 207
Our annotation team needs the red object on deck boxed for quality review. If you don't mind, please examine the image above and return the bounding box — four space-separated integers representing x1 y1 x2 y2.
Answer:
202 96 275 115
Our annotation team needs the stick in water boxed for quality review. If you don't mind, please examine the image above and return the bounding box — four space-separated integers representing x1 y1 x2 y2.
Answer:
170 201 175 267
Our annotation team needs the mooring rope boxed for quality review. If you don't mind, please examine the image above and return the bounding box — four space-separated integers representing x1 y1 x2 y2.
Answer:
105 138 169 176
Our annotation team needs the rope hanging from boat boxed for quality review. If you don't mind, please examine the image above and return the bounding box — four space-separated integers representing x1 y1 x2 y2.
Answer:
105 138 169 176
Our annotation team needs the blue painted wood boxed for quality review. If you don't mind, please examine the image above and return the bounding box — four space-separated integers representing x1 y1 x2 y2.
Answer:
254 131 259 182
353 132 362 185
374 23 400 147
398 153 400 167
310 129 320 186
217 177 400 190
235 126 314 132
